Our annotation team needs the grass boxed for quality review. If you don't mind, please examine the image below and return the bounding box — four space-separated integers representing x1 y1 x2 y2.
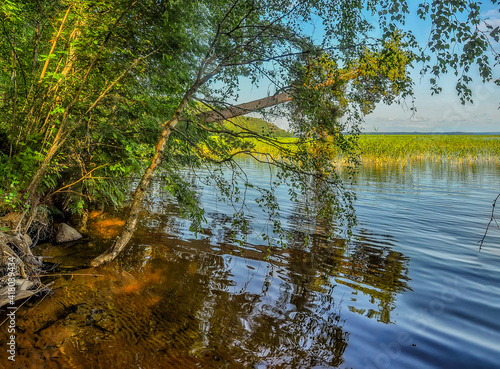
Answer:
229 136 299 158
240 134 500 165
356 135 500 165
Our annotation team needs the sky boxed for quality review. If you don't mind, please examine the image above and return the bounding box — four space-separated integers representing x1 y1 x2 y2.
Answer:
239 3 500 133
364 73 499 133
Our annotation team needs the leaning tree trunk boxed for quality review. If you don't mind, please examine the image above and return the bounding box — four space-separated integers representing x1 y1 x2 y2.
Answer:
89 123 176 266
89 75 208 267
90 92 291 267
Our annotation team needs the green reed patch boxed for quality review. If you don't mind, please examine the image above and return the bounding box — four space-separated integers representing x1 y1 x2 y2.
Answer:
244 134 500 164
357 135 500 164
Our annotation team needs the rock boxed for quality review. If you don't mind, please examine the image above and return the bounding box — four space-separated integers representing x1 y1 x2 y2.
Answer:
56 223 82 243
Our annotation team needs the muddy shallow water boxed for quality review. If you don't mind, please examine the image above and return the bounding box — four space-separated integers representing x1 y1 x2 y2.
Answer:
1 160 499 368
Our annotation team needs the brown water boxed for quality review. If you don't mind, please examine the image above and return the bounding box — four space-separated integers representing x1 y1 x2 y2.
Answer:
1 160 499 368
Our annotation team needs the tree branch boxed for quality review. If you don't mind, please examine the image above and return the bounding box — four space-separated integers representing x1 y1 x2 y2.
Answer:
46 163 110 198
478 193 500 250
197 91 291 123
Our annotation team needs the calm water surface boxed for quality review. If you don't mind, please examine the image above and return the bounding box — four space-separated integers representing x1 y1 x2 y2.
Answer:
1 160 499 368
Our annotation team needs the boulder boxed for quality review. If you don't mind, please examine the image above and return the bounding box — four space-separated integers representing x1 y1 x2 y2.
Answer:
56 223 82 243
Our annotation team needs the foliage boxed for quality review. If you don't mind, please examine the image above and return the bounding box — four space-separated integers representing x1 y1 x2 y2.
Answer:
0 0 194 213
378 0 500 102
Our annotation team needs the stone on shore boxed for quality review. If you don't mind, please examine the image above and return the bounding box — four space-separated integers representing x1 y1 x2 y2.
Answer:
56 223 82 243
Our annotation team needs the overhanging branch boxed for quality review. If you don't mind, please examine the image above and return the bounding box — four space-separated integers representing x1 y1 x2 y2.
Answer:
198 91 291 123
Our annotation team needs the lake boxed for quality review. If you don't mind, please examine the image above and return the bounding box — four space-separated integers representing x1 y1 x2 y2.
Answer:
1 159 499 368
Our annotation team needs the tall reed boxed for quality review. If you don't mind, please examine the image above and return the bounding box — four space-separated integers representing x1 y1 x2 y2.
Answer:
356 135 500 165
238 134 500 165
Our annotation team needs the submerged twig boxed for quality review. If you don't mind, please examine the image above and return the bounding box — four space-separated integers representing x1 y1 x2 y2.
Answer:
478 193 500 251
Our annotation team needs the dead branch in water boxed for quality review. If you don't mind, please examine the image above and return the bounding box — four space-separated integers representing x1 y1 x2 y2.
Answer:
478 193 500 251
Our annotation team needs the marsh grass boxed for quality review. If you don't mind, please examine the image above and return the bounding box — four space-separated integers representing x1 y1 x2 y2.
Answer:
356 135 500 165
241 135 500 165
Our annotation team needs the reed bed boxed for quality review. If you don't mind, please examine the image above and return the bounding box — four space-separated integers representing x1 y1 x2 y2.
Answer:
229 134 500 165
356 135 500 165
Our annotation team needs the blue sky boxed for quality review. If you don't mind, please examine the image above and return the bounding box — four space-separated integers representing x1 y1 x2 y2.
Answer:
364 73 499 133
239 3 500 133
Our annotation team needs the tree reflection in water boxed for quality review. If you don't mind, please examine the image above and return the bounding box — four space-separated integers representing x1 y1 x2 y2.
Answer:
0 171 411 369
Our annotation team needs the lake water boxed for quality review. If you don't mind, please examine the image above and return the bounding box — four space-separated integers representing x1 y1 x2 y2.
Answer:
1 160 499 368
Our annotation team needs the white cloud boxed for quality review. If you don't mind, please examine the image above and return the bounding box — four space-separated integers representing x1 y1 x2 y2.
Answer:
481 9 500 29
